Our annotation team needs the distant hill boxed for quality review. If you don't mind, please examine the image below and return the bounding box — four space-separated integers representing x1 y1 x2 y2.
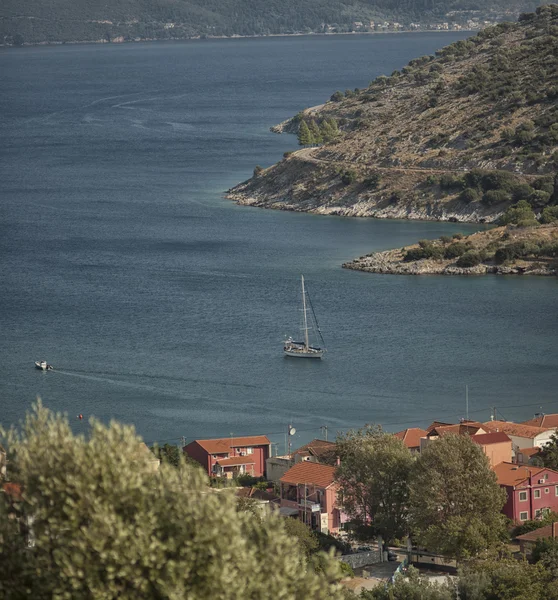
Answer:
227 6 558 224
0 0 548 46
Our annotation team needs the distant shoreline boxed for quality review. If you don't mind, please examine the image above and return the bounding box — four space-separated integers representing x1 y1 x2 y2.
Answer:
0 28 476 50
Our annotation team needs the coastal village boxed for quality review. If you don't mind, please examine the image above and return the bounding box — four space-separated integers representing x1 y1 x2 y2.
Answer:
3 409 558 595
177 414 558 592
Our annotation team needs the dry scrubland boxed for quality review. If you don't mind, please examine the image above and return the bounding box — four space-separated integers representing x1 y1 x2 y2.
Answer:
229 6 558 224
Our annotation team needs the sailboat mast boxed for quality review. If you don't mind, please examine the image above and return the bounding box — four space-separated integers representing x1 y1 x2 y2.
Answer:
301 275 309 349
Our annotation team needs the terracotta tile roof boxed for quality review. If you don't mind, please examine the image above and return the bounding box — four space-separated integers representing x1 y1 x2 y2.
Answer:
428 423 487 438
515 522 558 542
215 455 255 467
192 435 271 454
293 439 337 464
471 432 512 446
483 421 551 439
280 461 336 488
518 446 543 458
492 462 547 487
522 414 558 429
393 428 427 449
425 421 453 433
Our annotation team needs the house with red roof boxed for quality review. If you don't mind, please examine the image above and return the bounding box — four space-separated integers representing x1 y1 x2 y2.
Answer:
483 421 555 454
522 413 558 430
515 521 558 554
183 435 271 479
471 432 513 467
492 462 558 522
393 428 427 454
420 421 490 452
279 461 341 534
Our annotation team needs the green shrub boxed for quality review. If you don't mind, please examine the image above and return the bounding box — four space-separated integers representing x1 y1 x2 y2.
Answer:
529 190 551 207
480 170 517 192
500 200 536 225
457 251 482 268
330 91 344 102
460 188 481 203
533 177 554 194
494 246 516 264
439 235 452 244
452 233 464 240
363 173 381 189
439 174 464 190
341 170 357 185
540 206 558 223
425 174 438 185
482 189 512 206
404 248 427 261
444 242 469 259
512 184 534 201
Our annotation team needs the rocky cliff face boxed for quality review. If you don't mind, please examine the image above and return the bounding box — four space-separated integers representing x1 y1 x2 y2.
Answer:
228 6 558 223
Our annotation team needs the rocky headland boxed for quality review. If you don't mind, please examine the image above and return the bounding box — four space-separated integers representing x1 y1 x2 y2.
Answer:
342 223 558 276
228 7 558 225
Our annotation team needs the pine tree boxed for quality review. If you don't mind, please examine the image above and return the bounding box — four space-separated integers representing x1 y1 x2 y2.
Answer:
297 120 313 146
309 120 322 145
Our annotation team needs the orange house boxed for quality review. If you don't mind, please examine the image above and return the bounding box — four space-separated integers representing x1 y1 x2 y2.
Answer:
471 432 513 467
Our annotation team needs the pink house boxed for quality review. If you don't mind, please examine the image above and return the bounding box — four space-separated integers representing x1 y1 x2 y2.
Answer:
183 435 271 479
280 462 341 534
493 462 558 523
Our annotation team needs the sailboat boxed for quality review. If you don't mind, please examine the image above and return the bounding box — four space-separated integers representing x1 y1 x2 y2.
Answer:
284 275 326 359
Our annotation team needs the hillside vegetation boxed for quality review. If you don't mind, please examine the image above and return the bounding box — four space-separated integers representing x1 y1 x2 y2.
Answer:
0 0 546 45
228 6 558 224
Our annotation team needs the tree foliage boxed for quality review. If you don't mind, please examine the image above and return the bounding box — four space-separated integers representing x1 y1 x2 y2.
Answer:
335 425 414 544
409 434 507 560
458 555 556 600
540 429 558 470
0 402 345 599
150 442 181 467
361 566 454 599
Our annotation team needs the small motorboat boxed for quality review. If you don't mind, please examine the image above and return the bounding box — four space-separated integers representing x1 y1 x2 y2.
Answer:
35 360 53 371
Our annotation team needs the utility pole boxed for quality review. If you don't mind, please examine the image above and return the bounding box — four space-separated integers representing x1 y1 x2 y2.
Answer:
320 425 328 441
465 385 469 422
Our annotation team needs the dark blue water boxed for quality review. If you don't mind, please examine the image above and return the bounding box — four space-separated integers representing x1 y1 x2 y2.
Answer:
1 34 557 452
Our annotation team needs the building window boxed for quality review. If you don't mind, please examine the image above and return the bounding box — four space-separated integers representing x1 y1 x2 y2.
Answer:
519 491 527 502
246 447 254 454
519 511 529 521
545 488 549 494
534 489 541 499
556 485 558 496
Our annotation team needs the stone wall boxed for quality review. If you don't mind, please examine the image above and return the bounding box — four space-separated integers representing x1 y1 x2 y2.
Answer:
337 550 381 569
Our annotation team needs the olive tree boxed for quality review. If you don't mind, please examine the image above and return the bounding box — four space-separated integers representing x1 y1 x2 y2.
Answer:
0 402 344 600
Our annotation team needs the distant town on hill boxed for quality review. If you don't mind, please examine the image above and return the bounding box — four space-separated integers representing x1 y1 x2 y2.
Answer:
0 0 549 46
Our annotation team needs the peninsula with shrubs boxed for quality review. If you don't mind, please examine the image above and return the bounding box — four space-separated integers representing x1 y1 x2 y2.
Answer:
343 202 558 275
228 6 558 225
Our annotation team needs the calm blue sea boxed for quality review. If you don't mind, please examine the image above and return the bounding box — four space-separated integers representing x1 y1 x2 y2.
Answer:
1 33 556 452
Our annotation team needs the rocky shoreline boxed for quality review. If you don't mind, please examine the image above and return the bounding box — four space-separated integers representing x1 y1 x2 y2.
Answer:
342 247 556 276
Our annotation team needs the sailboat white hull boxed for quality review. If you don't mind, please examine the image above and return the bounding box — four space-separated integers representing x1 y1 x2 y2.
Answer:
284 347 324 359
284 275 326 359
